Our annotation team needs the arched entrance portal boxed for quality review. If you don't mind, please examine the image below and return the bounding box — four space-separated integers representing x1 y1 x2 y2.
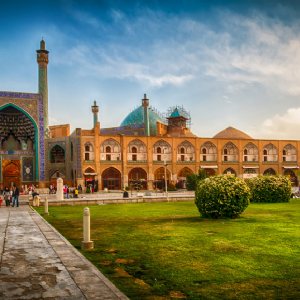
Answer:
0 105 37 187
3 160 21 188
128 168 147 190
102 167 121 190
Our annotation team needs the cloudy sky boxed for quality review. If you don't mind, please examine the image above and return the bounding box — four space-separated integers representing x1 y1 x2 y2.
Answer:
1 0 300 139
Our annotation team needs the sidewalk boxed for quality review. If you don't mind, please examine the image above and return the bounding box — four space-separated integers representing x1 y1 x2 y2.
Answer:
0 205 128 300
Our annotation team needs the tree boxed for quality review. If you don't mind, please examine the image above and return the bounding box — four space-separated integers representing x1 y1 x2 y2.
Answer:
186 169 207 191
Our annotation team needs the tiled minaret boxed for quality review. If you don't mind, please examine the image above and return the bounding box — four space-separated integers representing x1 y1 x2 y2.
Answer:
36 39 49 136
142 94 150 136
91 100 99 128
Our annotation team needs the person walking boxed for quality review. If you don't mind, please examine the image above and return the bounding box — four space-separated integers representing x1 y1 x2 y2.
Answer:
3 187 10 207
12 185 20 207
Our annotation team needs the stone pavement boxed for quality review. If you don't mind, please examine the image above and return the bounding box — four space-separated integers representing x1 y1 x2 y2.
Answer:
0 205 128 300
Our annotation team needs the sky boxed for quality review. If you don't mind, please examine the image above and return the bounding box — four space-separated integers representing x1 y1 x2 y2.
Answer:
1 0 300 139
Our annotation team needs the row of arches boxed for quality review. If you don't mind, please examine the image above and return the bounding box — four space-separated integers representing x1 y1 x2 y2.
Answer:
76 167 298 190
49 140 298 164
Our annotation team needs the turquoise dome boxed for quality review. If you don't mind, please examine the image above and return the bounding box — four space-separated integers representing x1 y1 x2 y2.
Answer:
120 106 165 135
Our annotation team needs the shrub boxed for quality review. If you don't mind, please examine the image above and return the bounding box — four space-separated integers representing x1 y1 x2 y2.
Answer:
247 175 291 203
186 169 207 191
195 175 250 219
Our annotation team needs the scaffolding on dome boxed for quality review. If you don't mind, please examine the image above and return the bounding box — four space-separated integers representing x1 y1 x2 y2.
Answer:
149 106 167 124
165 105 192 128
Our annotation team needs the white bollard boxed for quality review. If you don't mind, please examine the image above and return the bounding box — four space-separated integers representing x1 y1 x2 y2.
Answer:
81 207 94 250
44 197 49 215
56 177 64 201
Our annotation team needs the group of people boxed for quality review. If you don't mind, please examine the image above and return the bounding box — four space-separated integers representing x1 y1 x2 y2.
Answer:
2 186 20 207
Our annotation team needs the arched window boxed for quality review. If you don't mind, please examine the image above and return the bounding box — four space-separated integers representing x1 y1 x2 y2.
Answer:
263 144 278 162
100 139 121 161
177 141 195 162
84 143 94 161
222 142 238 162
243 143 258 162
283 144 297 162
50 145 65 163
127 140 147 162
70 142 74 161
200 142 217 162
153 140 171 162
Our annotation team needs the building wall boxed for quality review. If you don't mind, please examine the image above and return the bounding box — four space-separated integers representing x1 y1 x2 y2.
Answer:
69 128 300 190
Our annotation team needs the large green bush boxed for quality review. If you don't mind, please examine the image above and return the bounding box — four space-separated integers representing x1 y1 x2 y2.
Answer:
247 175 291 203
195 175 250 219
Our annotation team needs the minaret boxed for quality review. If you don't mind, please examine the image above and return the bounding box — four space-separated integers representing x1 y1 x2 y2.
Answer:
91 100 99 128
36 39 49 136
142 94 150 136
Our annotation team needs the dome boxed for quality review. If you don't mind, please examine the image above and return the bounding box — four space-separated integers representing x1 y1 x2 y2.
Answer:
213 126 253 139
120 106 165 135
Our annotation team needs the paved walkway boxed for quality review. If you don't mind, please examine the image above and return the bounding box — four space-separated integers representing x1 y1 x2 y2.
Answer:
0 205 128 300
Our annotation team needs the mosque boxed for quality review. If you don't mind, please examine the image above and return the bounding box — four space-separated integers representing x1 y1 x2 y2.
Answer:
0 40 299 191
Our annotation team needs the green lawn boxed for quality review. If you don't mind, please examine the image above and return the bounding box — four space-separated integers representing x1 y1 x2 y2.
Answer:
36 200 300 300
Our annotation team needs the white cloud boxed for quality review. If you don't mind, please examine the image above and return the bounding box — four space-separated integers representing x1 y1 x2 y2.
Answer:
256 107 300 139
56 8 300 95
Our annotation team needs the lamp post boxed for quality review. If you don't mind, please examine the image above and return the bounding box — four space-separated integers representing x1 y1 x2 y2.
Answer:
164 159 169 202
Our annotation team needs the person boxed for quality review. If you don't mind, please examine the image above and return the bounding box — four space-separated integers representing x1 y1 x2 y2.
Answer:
74 188 79 198
12 186 20 207
3 187 10 207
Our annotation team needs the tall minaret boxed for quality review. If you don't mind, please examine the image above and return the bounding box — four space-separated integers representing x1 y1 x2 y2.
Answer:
142 94 150 136
36 39 49 136
91 100 99 128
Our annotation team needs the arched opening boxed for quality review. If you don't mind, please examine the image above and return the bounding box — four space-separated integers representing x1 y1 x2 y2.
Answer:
223 142 238 162
84 143 94 161
153 140 171 162
49 170 66 187
0 105 38 185
177 141 195 162
127 139 147 162
223 168 236 176
128 168 147 190
243 143 258 162
263 168 276 175
263 144 278 162
283 169 298 186
3 160 21 188
100 139 121 161
50 145 65 163
202 168 216 177
200 142 217 162
177 167 193 189
283 144 297 162
102 167 121 190
153 167 171 190
70 142 74 161
84 167 97 191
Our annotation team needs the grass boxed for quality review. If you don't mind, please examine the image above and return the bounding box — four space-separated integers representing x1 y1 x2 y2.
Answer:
35 200 300 299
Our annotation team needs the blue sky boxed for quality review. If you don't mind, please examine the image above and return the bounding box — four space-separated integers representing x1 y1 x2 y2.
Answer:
1 0 300 139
